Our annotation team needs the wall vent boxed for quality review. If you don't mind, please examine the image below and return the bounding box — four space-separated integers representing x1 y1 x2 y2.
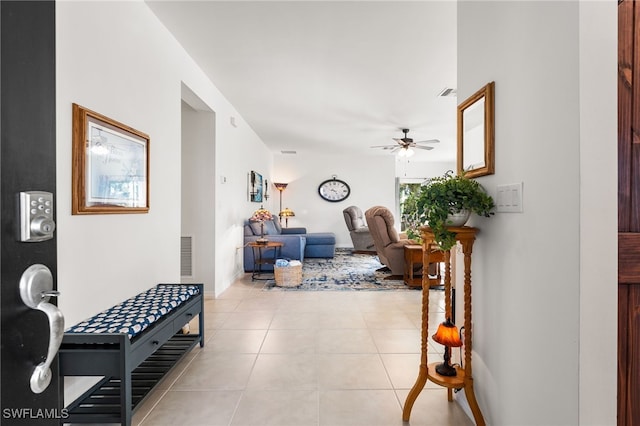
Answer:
181 236 193 277
437 87 457 98
280 150 297 154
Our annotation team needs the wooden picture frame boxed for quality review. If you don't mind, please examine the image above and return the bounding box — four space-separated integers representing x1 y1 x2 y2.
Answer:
72 104 150 214
457 81 495 179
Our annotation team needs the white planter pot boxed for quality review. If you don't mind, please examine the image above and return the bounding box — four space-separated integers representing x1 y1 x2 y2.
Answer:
445 210 471 227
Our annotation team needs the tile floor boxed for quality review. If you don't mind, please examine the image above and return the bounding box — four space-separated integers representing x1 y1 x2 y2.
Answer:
131 275 474 426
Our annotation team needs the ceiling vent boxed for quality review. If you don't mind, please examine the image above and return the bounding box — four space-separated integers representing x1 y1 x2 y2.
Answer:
280 150 297 155
438 87 457 98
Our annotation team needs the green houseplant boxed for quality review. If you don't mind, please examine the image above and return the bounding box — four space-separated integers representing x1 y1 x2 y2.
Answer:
413 171 495 251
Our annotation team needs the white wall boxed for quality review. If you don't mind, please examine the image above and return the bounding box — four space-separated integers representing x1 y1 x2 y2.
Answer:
56 1 269 324
271 154 457 248
268 155 457 255
578 2 617 423
457 1 616 425
273 153 395 247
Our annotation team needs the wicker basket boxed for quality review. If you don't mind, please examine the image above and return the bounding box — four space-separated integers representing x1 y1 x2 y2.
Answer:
274 264 302 287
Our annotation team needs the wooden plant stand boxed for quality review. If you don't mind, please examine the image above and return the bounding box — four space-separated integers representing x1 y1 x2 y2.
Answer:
402 226 485 426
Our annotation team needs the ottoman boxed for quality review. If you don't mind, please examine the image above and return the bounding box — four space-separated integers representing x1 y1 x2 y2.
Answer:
304 232 336 258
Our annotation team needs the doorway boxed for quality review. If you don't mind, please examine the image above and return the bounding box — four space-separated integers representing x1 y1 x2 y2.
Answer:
180 84 216 295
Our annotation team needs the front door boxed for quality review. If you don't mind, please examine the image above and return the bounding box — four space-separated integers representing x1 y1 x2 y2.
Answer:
619 1 640 424
1 2 60 425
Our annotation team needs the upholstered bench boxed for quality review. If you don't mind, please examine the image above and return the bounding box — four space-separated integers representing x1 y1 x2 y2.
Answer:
60 283 204 426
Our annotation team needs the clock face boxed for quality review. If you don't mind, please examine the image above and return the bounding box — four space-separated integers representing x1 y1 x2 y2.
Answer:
318 178 350 202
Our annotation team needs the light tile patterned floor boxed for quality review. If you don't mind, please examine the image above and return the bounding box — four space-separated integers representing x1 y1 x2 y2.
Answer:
132 275 474 426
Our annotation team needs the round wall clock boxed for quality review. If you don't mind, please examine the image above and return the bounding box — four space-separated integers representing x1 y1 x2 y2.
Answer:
318 177 350 202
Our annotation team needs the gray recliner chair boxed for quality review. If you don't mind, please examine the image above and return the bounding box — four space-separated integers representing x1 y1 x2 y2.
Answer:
365 205 415 276
343 206 375 253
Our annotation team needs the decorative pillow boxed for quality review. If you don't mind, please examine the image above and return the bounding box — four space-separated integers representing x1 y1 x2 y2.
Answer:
264 220 279 235
272 218 283 234
249 221 263 235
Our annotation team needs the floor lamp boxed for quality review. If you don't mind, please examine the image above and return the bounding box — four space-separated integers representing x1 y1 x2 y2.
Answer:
279 207 295 227
273 182 288 224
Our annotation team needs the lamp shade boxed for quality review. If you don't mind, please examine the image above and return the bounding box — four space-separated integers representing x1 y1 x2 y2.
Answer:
250 206 273 222
274 182 288 191
280 208 295 218
432 318 463 347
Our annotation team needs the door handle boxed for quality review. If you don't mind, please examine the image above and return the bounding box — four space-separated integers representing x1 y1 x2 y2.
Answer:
19 264 64 394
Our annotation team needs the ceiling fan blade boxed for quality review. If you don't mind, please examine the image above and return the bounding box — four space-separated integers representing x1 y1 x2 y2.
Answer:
370 144 398 149
392 138 407 144
390 147 401 153
413 145 434 151
414 139 440 144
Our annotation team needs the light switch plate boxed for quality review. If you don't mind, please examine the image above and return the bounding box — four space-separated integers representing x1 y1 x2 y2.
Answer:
496 183 523 213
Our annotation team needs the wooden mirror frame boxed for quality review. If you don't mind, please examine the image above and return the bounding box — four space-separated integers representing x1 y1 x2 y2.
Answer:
457 81 495 179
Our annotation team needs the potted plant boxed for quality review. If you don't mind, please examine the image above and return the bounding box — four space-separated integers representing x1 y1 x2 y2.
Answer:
413 170 495 251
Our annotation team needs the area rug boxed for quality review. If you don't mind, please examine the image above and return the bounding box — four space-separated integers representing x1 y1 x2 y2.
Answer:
264 248 419 291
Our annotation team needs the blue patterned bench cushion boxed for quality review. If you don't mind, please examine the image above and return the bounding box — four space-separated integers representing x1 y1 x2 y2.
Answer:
66 284 200 339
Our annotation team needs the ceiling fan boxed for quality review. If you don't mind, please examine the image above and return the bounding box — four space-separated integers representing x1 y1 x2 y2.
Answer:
370 128 440 157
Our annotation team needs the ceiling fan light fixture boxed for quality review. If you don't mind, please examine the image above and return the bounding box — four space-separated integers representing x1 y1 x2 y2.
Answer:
398 147 414 157
371 129 437 155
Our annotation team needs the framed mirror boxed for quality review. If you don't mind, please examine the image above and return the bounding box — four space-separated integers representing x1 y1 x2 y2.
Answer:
457 81 495 178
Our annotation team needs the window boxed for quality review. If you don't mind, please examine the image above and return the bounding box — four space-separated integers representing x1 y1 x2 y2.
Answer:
396 178 427 234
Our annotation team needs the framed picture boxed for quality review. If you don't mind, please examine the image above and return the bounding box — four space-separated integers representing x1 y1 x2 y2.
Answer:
72 104 150 214
249 171 263 202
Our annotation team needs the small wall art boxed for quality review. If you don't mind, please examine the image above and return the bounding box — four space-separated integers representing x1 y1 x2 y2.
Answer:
249 171 263 202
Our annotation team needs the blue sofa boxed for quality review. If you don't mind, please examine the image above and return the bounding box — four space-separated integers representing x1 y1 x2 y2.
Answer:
243 219 335 272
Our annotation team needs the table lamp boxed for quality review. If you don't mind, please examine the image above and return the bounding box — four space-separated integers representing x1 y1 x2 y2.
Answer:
432 317 463 376
250 206 273 245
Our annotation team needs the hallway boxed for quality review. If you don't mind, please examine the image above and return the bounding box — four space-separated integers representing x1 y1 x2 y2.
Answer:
132 276 473 425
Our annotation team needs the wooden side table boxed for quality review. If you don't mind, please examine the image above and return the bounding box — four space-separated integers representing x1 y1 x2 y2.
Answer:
404 244 423 287
402 226 485 426
403 244 445 288
248 241 284 280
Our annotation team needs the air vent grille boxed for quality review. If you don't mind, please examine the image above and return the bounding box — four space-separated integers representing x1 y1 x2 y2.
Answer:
180 236 193 277
280 150 297 155
438 87 457 98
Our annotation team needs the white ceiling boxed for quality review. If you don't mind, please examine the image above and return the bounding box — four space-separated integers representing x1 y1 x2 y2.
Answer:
146 1 458 161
